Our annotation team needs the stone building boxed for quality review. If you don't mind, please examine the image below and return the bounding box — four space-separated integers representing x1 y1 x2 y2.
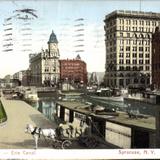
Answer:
152 27 160 89
104 10 160 88
59 55 87 85
30 31 60 86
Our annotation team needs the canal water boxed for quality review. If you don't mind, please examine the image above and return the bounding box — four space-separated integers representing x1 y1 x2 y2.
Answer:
29 96 157 121
31 98 56 122
85 96 157 116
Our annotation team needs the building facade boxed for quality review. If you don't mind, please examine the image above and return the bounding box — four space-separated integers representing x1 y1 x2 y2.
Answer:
30 31 60 86
21 69 31 86
104 10 160 88
152 27 160 89
13 70 26 82
59 55 87 85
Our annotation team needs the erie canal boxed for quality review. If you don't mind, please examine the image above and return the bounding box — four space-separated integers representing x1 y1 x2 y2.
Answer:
28 95 157 122
30 98 56 122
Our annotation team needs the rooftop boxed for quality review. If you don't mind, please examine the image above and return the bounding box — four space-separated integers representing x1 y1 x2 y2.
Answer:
57 101 156 131
105 10 160 20
48 30 58 44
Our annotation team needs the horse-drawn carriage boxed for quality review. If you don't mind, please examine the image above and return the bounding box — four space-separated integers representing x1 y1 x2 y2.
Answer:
25 119 99 149
25 120 92 149
25 123 74 149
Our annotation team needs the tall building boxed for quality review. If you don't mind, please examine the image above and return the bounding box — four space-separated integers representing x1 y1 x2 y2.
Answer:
30 31 60 86
104 10 160 88
59 55 87 85
152 27 160 89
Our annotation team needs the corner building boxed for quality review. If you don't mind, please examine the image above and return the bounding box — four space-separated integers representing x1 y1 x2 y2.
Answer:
104 10 160 88
30 31 60 86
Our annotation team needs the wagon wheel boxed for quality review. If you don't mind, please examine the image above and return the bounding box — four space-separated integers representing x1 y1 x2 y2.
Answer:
52 140 62 149
62 140 72 149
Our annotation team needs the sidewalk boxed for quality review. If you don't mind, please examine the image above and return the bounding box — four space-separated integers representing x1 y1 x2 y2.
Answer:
0 97 57 149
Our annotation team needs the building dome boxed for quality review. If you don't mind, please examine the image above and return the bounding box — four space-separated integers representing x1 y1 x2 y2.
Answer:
48 30 58 43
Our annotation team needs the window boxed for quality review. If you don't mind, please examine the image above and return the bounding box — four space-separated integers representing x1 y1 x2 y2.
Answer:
133 53 137 57
119 59 124 64
119 53 124 57
126 46 130 51
139 54 143 58
139 34 143 38
139 66 143 70
126 53 130 57
139 40 143 45
127 33 130 37
126 40 130 45
129 20 131 25
145 54 150 58
135 20 137 25
119 66 124 70
120 46 124 51
139 47 143 51
133 33 137 38
132 47 137 51
126 60 130 64
133 40 137 45
146 21 150 26
133 66 137 71
126 66 130 70
145 47 150 52
146 66 150 70
120 32 123 37
139 66 143 71
139 60 143 64
145 60 150 64
120 40 124 44
45 67 49 72
133 60 137 64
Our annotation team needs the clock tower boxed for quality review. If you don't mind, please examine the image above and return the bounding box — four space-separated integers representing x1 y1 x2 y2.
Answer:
44 30 60 84
48 30 60 58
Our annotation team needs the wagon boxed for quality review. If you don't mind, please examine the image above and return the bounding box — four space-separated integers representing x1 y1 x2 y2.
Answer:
51 137 72 149
42 127 73 149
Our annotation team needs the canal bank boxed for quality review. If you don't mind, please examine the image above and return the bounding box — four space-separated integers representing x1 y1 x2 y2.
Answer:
0 96 57 149
0 100 7 124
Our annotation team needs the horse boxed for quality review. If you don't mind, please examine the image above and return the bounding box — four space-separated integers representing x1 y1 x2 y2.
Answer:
25 124 56 149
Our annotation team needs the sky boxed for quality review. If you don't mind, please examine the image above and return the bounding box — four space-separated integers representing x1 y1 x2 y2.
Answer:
0 0 160 78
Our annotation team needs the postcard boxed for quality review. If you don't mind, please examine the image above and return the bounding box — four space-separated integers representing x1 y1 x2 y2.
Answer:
0 0 160 159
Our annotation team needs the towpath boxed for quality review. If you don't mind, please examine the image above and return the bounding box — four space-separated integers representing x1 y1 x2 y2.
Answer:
0 96 57 149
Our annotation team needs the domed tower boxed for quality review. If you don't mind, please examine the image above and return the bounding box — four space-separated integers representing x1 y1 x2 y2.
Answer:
45 30 60 84
48 30 60 58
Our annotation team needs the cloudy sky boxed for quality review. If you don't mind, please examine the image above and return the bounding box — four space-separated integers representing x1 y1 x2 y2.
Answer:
0 0 160 77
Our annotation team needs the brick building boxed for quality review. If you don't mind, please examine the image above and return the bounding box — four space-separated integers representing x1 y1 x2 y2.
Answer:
59 55 87 85
152 27 160 89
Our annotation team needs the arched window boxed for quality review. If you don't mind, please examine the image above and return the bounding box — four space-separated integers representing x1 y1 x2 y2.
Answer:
146 34 150 39
119 73 124 77
139 34 143 38
133 33 137 38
